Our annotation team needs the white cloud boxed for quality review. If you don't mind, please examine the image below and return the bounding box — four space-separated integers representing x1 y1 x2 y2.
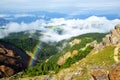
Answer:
0 16 120 42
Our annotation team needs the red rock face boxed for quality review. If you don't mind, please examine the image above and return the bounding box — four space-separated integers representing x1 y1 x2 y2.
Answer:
0 46 23 78
0 65 14 77
0 41 32 78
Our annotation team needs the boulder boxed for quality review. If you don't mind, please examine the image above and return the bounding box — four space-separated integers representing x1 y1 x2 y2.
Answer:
109 63 120 80
91 67 109 80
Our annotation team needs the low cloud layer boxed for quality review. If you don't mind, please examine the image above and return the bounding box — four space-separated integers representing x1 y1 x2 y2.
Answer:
0 16 120 41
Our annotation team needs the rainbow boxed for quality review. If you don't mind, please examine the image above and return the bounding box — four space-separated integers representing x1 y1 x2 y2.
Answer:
27 26 56 67
28 41 42 67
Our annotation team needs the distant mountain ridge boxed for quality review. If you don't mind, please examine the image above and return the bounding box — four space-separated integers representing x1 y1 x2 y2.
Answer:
0 11 119 23
0 18 9 26
0 11 67 23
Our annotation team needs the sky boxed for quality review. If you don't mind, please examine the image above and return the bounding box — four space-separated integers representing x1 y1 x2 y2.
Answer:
0 0 120 14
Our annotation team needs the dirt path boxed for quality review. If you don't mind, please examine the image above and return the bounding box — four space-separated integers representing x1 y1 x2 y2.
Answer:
114 46 120 63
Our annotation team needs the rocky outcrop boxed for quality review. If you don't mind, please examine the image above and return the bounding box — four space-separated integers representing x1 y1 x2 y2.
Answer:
103 24 120 45
94 24 120 53
69 39 81 47
57 39 81 66
57 50 78 65
0 41 32 78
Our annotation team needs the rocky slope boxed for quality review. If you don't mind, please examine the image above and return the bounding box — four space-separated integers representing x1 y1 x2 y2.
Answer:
0 41 32 78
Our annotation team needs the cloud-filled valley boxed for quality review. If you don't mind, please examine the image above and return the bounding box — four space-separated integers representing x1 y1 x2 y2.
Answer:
0 16 120 42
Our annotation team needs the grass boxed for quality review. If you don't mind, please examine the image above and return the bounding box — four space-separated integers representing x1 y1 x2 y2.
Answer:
87 46 115 67
71 46 116 80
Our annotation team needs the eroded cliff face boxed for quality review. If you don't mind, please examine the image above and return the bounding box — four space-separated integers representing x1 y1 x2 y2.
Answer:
0 41 31 78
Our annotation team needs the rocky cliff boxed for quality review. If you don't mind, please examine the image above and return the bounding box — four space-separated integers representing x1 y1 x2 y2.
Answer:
0 41 32 78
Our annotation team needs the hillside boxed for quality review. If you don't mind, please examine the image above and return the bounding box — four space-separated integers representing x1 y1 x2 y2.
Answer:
1 24 120 80
5 24 119 80
18 46 114 80
0 32 106 80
